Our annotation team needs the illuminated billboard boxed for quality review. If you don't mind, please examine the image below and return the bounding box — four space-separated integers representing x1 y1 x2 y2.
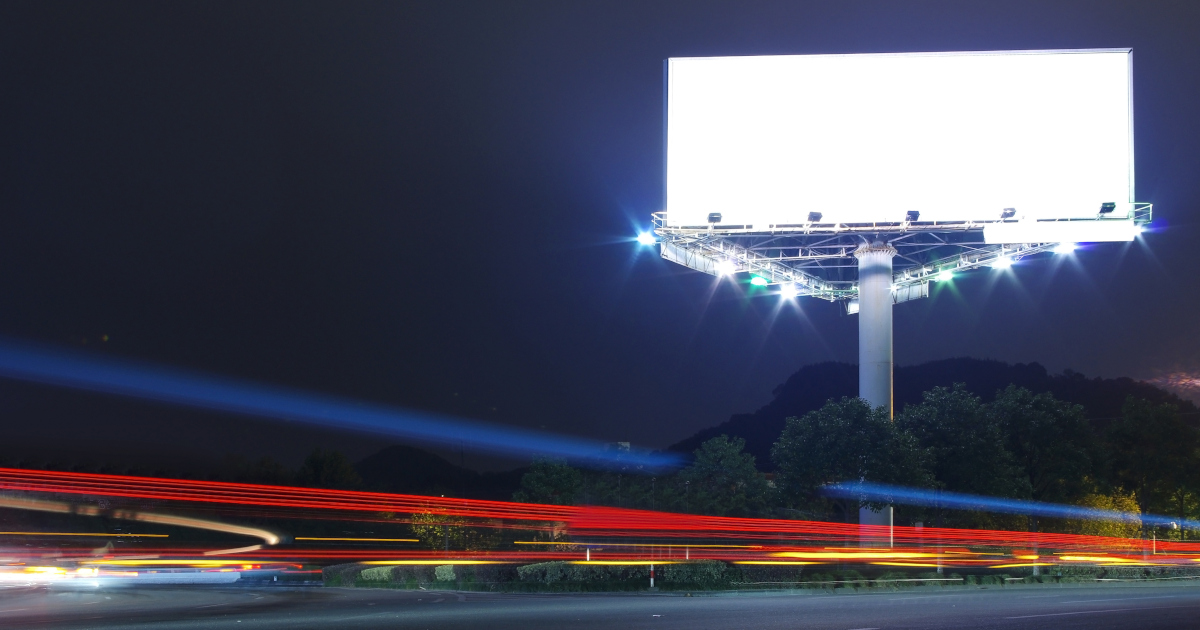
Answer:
665 50 1133 229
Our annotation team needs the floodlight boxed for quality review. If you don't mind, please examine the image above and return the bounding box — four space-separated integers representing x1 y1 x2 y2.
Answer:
1099 202 1117 214
992 256 1014 269
715 259 737 276
807 212 823 222
1001 208 1016 219
636 232 657 246
937 269 954 281
905 211 920 222
750 276 769 286
1052 242 1077 254
779 283 799 299
707 212 723 223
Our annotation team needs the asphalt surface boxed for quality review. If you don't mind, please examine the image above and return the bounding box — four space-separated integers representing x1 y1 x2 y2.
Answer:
2 582 1200 629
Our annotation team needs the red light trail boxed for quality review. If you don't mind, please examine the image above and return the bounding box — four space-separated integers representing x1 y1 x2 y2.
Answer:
0 467 1197 571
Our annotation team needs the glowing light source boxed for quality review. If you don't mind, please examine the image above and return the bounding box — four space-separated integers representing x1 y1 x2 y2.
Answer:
715 259 737 276
749 276 768 286
937 269 954 282
991 257 1014 269
665 50 1133 226
779 283 799 299
1053 242 1078 255
636 232 656 246
983 219 1138 244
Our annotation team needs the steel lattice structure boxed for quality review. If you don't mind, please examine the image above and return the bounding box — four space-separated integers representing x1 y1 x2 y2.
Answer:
653 203 1152 308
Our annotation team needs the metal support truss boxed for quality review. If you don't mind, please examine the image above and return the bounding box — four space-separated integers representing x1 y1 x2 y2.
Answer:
651 203 1151 304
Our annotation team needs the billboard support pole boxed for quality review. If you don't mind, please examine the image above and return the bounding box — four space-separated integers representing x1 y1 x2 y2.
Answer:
856 240 896 546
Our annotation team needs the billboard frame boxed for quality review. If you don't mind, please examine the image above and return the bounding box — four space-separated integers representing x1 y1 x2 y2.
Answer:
663 48 1137 230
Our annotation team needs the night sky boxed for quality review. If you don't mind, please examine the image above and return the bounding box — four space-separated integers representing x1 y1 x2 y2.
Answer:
1 1 1198 468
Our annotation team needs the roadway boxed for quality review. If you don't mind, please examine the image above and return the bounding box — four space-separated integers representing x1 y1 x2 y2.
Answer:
1 582 1199 629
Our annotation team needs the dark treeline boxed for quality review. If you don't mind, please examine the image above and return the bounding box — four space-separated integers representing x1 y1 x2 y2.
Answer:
670 358 1196 469
517 383 1199 540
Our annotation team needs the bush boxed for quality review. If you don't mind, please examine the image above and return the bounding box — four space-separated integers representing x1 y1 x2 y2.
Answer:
661 561 728 589
390 565 434 588
435 564 457 582
516 561 650 589
359 566 393 582
461 563 520 586
733 563 809 586
322 563 365 587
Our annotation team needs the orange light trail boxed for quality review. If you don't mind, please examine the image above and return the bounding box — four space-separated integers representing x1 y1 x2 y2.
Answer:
294 537 419 543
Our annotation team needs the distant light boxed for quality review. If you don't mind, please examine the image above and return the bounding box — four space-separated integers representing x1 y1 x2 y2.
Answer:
992 256 1014 269
780 283 800 299
1052 242 1077 255
636 232 657 246
937 269 954 282
905 210 920 222
715 259 737 276
750 276 769 286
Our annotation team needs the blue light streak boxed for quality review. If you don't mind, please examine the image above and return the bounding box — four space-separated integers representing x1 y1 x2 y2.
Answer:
0 339 680 470
823 481 1197 530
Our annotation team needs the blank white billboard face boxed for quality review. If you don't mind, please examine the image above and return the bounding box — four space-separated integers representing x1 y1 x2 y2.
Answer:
665 50 1133 227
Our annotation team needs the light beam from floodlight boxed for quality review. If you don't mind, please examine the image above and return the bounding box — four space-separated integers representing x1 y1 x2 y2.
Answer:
636 232 656 246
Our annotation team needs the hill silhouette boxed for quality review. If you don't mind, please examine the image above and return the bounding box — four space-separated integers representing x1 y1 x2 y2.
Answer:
668 358 1197 469
354 444 526 501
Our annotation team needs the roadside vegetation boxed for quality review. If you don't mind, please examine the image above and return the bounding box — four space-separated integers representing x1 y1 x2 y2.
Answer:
324 560 1200 592
514 384 1200 539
